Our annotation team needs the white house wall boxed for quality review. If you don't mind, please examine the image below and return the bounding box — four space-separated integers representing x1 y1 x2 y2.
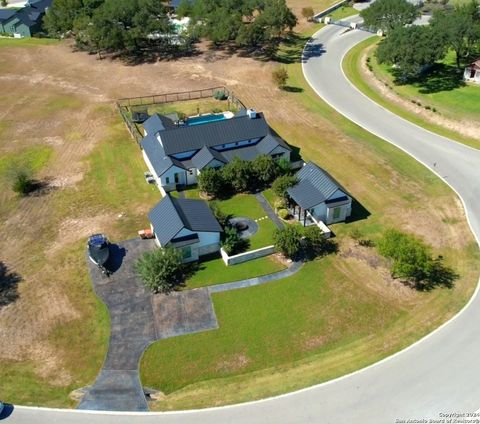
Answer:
159 166 187 191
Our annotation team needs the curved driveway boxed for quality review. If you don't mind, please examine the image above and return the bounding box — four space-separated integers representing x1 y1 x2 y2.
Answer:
7 23 480 424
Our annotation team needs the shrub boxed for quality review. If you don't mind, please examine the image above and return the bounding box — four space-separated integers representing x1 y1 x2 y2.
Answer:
272 175 298 200
303 226 338 259
221 227 247 255
198 167 226 198
212 107 223 113
272 67 288 89
213 90 227 100
209 201 231 228
276 157 292 175
222 157 254 193
274 197 286 211
301 6 314 21
274 225 303 259
135 248 183 293
378 229 458 290
252 154 278 187
278 208 289 219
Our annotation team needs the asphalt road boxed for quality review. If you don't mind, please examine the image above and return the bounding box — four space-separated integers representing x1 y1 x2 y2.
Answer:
5 23 480 424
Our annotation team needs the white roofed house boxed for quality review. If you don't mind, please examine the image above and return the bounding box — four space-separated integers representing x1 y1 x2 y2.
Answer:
287 162 352 227
140 109 291 195
148 195 222 262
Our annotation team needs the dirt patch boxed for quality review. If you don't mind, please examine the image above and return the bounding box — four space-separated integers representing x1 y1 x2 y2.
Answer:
215 353 250 373
359 46 480 141
339 239 418 305
389 197 471 249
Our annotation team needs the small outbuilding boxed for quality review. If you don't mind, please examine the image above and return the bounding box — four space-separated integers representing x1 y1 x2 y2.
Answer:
148 195 222 262
287 161 352 226
464 59 480 84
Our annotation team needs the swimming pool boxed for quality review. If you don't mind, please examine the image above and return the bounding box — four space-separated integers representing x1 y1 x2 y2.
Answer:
187 114 227 126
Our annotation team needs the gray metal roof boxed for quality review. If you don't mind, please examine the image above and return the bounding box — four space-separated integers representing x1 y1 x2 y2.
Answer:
191 146 227 170
143 114 166 136
172 197 223 233
148 195 184 246
140 134 186 176
256 134 282 154
149 195 222 246
287 162 347 210
160 114 270 155
0 9 17 21
220 144 261 162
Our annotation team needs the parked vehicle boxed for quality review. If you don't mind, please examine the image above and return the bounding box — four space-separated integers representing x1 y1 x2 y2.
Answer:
87 234 110 274
144 171 155 184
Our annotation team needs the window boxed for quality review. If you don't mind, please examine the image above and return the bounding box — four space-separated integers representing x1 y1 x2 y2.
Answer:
165 177 170 184
271 152 284 160
333 207 341 220
182 246 192 259
174 173 179 183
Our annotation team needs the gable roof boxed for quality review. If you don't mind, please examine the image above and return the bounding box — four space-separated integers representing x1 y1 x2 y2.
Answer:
191 146 227 170
159 113 270 155
149 195 222 246
140 134 186 176
0 9 17 21
287 162 348 210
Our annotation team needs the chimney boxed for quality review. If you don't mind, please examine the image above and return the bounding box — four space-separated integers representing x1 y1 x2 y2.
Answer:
247 109 257 119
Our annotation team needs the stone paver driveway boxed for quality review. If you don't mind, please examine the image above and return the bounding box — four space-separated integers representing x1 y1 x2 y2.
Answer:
78 239 218 412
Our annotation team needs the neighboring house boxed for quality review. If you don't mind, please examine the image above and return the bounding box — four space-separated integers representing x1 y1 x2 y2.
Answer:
0 0 51 38
287 161 352 226
464 59 480 84
148 195 222 262
141 109 291 194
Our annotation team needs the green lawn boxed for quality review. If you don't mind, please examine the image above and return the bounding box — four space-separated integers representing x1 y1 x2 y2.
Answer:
327 5 357 20
342 37 480 149
139 23 479 410
262 189 278 209
216 193 277 249
141 258 406 407
0 37 59 48
185 254 286 289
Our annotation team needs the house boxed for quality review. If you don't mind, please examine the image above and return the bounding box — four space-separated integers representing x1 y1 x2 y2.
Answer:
287 161 352 226
141 109 291 194
0 0 51 38
464 59 480 84
148 195 222 262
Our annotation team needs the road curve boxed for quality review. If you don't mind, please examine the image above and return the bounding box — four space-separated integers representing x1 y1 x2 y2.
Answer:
7 24 480 424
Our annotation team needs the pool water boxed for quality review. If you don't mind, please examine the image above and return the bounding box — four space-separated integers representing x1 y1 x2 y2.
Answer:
187 114 227 126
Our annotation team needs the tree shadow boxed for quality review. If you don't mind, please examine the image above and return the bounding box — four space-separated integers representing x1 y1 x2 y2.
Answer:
345 199 371 223
391 63 465 94
0 262 21 307
282 86 304 93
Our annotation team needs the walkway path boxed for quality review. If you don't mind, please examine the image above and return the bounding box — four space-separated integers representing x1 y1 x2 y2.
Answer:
78 235 303 412
78 239 219 411
255 192 284 229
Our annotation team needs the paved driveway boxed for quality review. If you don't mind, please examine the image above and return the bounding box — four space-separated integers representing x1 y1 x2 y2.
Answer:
78 239 218 412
